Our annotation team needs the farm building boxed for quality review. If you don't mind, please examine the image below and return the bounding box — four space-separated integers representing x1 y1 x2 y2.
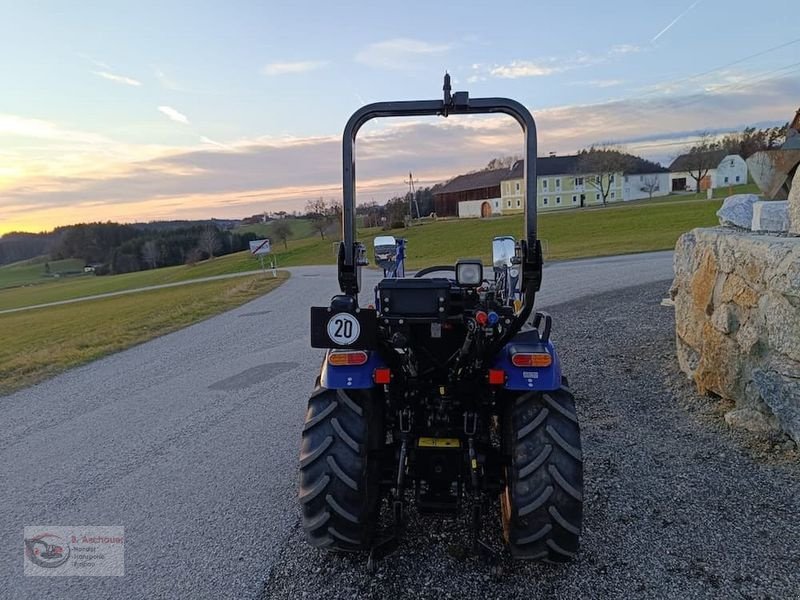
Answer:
433 169 506 217
669 151 747 192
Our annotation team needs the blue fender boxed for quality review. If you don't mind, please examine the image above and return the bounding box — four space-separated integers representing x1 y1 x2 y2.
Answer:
319 350 388 389
491 330 562 392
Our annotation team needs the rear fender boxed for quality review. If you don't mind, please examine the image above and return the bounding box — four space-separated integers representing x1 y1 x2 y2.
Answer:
319 350 387 389
492 330 562 392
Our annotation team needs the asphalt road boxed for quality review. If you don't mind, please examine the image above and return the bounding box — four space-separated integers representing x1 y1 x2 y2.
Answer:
1 251 675 599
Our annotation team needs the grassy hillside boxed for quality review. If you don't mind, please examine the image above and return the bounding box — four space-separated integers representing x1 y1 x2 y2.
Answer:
0 257 86 289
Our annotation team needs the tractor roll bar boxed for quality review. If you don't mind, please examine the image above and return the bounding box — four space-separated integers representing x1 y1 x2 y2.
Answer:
340 75 539 275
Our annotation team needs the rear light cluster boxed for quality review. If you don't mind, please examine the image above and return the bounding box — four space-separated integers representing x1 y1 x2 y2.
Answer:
327 350 368 366
511 352 552 367
328 351 392 384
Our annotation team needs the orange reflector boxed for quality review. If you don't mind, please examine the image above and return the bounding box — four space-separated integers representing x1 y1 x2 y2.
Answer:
373 368 391 384
488 369 505 385
511 352 552 368
328 350 368 366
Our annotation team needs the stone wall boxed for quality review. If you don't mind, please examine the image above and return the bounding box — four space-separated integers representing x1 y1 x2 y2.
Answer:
671 227 800 443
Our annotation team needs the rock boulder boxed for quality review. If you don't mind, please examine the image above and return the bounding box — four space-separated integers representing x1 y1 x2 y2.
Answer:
672 227 800 443
751 201 789 233
717 194 759 229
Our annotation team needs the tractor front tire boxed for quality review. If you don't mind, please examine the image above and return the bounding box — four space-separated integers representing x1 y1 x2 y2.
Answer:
502 386 583 562
299 387 380 551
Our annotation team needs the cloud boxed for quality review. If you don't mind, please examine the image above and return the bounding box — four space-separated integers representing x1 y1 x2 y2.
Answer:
490 61 559 79
481 44 638 80
652 0 702 42
261 61 328 76
570 79 625 88
158 106 190 125
200 136 234 150
0 114 110 145
4 73 798 233
92 70 142 87
609 44 641 55
355 38 451 70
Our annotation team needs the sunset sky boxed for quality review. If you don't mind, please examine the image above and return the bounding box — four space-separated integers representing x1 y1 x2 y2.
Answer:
2 0 799 234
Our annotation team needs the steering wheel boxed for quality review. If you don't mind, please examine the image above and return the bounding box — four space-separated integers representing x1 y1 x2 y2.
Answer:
414 265 456 278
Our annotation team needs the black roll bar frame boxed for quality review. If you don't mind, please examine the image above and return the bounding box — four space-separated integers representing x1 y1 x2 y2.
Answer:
338 74 541 299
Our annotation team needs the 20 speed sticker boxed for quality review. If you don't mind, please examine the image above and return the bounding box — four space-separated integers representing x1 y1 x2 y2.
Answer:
326 313 360 345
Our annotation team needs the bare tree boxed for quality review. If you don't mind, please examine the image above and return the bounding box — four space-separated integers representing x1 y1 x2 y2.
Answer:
576 146 634 206
141 240 161 269
198 227 221 259
185 247 203 266
305 197 331 240
640 176 661 200
681 132 720 193
273 220 292 250
484 155 522 171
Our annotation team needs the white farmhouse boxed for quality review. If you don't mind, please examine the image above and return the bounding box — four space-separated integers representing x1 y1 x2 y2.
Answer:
622 160 671 201
714 154 748 188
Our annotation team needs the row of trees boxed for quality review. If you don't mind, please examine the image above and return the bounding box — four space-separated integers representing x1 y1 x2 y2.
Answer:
0 231 56 266
48 222 259 275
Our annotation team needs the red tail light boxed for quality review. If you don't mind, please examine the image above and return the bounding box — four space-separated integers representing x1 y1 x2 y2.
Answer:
488 369 505 385
373 368 391 384
328 350 369 366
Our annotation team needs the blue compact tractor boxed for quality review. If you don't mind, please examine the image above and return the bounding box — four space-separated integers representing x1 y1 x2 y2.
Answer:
302 75 582 565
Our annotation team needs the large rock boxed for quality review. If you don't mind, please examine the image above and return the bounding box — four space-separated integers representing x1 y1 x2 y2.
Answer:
789 168 800 236
672 227 800 443
751 200 789 233
724 408 779 434
717 194 759 229
751 370 800 443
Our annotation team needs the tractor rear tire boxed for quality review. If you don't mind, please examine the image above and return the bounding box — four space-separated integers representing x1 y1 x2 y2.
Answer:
501 385 583 562
299 387 380 551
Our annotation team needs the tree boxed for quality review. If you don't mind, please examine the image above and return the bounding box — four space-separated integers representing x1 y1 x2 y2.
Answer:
681 132 719 193
198 227 221 259
141 239 161 269
640 176 660 200
305 197 331 240
385 197 408 228
273 220 292 250
576 146 634 206
185 247 203 266
484 155 521 171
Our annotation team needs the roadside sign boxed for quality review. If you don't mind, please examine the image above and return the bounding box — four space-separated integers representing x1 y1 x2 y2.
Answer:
249 239 271 255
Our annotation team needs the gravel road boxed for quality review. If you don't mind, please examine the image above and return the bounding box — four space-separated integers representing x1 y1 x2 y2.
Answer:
4 251 797 599
261 280 800 600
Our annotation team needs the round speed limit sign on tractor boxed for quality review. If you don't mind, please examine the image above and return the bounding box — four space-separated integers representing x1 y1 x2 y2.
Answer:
326 313 360 345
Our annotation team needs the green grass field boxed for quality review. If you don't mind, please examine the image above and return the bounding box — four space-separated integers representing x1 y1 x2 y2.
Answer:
0 195 725 311
0 272 287 395
0 257 86 289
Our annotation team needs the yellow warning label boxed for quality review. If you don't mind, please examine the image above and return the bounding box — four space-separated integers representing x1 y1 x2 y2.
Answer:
417 437 461 448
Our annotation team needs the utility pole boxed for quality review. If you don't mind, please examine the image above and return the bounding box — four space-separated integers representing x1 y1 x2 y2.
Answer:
404 171 420 219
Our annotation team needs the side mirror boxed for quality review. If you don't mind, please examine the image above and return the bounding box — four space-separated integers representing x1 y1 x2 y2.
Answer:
373 235 397 268
492 236 516 268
